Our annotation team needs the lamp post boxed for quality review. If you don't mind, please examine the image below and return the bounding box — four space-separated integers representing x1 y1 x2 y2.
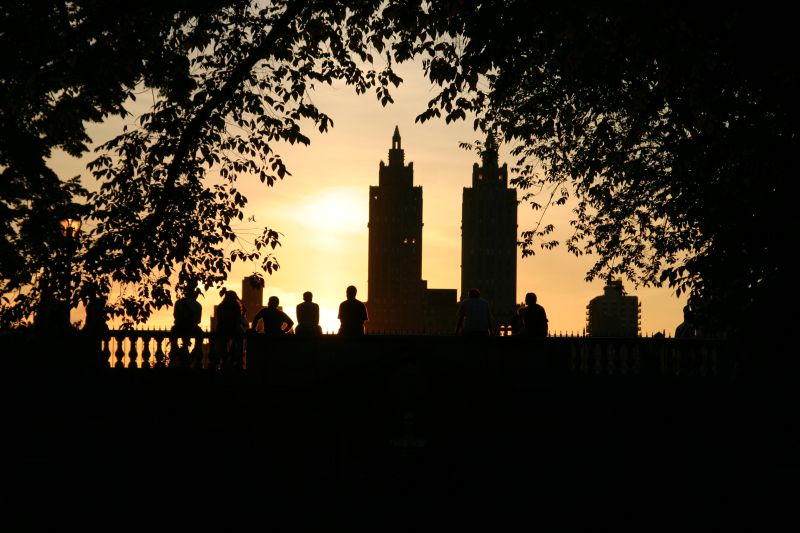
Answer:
45 216 81 331
59 217 82 240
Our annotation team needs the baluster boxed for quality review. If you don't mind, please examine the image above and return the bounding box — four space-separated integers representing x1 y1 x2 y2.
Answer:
593 344 603 375
697 345 707 377
711 344 720 377
606 344 616 376
191 333 204 369
671 346 681 377
619 344 629 375
154 335 166 368
569 343 578 372
141 333 152 369
167 334 179 368
128 334 139 368
114 333 125 369
580 344 589 374
101 335 112 368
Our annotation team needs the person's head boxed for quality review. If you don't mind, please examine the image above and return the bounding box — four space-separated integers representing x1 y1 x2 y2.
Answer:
182 279 200 300
303 291 313 302
683 305 693 321
525 292 537 306
268 296 280 308
346 285 357 299
468 288 480 299
223 290 239 303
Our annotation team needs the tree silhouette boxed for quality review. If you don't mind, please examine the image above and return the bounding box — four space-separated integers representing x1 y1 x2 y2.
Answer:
1 0 422 326
413 2 797 337
3 2 794 339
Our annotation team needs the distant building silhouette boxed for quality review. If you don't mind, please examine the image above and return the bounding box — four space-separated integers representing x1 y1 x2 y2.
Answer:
422 287 458 334
240 275 264 324
586 278 641 337
366 127 457 333
460 132 518 326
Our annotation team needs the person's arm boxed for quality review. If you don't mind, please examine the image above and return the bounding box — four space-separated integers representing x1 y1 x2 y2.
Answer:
251 309 263 331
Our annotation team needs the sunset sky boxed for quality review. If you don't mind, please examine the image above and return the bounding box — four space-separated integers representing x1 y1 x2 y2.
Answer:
55 60 686 335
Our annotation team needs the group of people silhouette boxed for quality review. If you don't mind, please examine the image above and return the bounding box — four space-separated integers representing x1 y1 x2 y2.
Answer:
172 284 549 341
170 283 550 367
457 288 549 338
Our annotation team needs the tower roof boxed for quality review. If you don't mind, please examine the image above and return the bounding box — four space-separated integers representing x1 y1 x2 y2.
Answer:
482 130 499 169
388 125 404 165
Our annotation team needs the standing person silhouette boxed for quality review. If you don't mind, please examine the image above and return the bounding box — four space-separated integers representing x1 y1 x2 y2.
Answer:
675 305 696 338
337 285 368 336
295 291 322 337
455 288 493 336
252 296 294 335
214 290 246 368
521 292 548 338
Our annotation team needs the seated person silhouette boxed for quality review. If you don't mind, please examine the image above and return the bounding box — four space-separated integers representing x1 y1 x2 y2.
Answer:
675 305 696 338
521 292 548 338
172 282 203 337
295 291 322 337
456 288 493 336
252 296 294 335
337 285 368 336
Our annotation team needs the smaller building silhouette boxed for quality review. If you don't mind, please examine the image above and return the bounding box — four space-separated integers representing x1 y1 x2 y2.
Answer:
240 275 264 324
422 287 458 334
586 279 641 337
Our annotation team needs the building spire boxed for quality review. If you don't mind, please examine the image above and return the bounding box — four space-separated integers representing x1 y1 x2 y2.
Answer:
392 125 401 150
388 125 404 166
481 130 499 170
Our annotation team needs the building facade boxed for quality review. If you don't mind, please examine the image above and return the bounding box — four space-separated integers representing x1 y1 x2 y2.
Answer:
240 275 264 324
367 127 456 333
586 278 641 337
460 134 518 327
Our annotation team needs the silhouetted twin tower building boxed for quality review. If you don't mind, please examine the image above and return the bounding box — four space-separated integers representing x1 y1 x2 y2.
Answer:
366 127 517 333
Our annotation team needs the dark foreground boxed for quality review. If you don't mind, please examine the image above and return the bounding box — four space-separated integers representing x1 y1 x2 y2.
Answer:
7 336 798 529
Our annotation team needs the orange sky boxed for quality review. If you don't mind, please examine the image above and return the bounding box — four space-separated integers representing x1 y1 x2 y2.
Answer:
55 60 686 335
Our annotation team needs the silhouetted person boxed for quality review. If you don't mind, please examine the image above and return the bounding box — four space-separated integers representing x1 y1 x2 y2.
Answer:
521 292 548 338
456 288 493 336
252 296 294 335
171 282 204 366
295 291 322 337
675 305 696 338
172 282 203 337
214 290 245 368
338 285 368 336
83 295 110 337
82 295 110 367
509 303 525 335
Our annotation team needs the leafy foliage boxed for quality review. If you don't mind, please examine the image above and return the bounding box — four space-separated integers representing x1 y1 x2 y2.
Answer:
413 2 797 335
1 0 429 327
3 1 794 339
